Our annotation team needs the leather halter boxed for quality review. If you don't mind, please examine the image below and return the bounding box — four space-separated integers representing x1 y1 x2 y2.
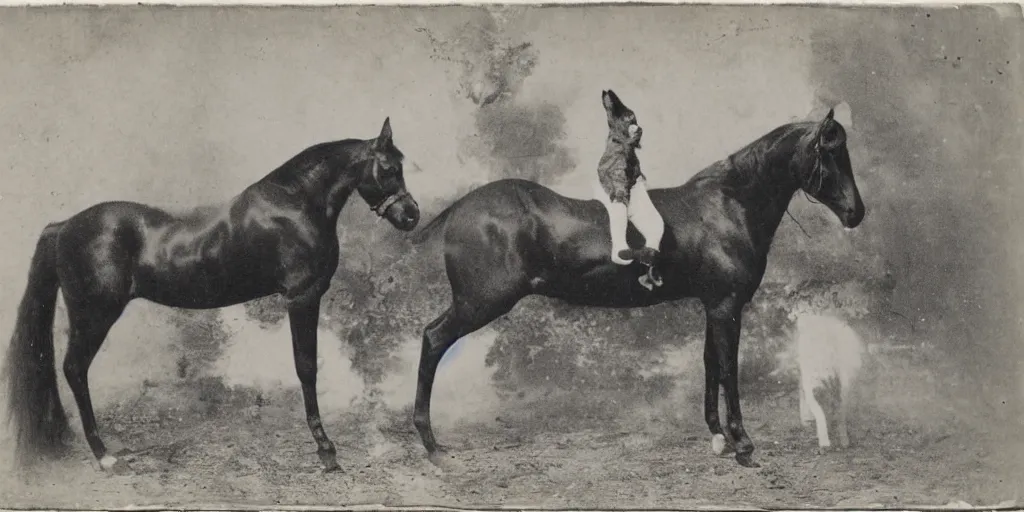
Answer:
372 190 414 217
366 157 417 217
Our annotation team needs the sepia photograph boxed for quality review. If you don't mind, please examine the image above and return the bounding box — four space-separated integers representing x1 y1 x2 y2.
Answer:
0 3 1020 509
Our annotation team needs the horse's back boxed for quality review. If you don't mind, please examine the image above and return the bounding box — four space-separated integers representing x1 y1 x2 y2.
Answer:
53 196 280 307
451 179 609 254
57 200 174 248
57 199 228 257
60 199 223 235
451 179 602 215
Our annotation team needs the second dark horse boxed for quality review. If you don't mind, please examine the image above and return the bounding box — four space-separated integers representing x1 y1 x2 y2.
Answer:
411 108 864 468
4 118 420 473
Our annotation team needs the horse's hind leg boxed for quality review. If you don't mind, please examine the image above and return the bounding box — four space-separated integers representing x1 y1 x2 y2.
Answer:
413 308 455 456
414 299 513 459
62 297 128 470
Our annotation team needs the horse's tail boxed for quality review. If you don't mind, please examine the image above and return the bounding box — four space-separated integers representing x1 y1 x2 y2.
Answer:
410 203 457 245
3 222 71 466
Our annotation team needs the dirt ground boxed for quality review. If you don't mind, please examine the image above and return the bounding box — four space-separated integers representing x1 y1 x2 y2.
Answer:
1 359 1021 511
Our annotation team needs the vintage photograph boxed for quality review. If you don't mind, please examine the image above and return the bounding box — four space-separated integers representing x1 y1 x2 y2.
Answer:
0 4 1020 509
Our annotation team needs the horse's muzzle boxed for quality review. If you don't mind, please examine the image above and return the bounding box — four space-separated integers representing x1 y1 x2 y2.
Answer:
373 191 420 231
388 198 421 231
840 201 865 228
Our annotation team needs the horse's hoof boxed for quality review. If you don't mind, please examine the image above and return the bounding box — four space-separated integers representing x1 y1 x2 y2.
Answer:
428 447 466 474
711 434 728 455
318 449 341 473
99 455 119 471
428 441 455 454
427 449 453 470
426 444 451 461
98 455 132 475
735 452 760 468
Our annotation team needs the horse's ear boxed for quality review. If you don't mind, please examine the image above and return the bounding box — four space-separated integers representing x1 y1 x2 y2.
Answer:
376 117 393 149
813 108 834 147
815 107 847 150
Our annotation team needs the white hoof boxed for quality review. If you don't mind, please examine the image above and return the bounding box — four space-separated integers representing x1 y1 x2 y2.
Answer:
611 253 633 265
711 434 727 455
99 455 119 470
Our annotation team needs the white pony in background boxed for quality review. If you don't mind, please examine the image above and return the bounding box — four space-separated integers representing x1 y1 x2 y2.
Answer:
776 310 866 451
795 312 865 449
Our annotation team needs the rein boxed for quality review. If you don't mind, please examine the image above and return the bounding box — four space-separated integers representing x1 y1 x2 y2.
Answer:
801 143 827 204
785 143 829 238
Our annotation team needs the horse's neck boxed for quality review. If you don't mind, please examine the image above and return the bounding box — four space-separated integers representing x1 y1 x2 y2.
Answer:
262 161 361 221
730 159 801 252
322 167 360 220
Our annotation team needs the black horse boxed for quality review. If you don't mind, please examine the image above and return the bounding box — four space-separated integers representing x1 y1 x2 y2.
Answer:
3 118 419 473
411 109 864 468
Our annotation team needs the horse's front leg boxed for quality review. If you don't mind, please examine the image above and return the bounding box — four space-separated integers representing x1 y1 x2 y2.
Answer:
703 320 727 456
288 298 341 472
706 296 759 468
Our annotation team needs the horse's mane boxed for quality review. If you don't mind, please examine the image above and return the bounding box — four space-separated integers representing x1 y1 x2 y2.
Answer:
694 121 815 189
257 139 375 194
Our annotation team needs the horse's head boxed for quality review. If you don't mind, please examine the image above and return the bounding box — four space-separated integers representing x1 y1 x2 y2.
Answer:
795 109 865 228
355 117 420 231
602 89 643 149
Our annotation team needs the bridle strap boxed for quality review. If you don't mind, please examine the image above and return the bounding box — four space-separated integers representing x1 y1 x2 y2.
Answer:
365 157 417 217
801 143 827 203
371 190 414 217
